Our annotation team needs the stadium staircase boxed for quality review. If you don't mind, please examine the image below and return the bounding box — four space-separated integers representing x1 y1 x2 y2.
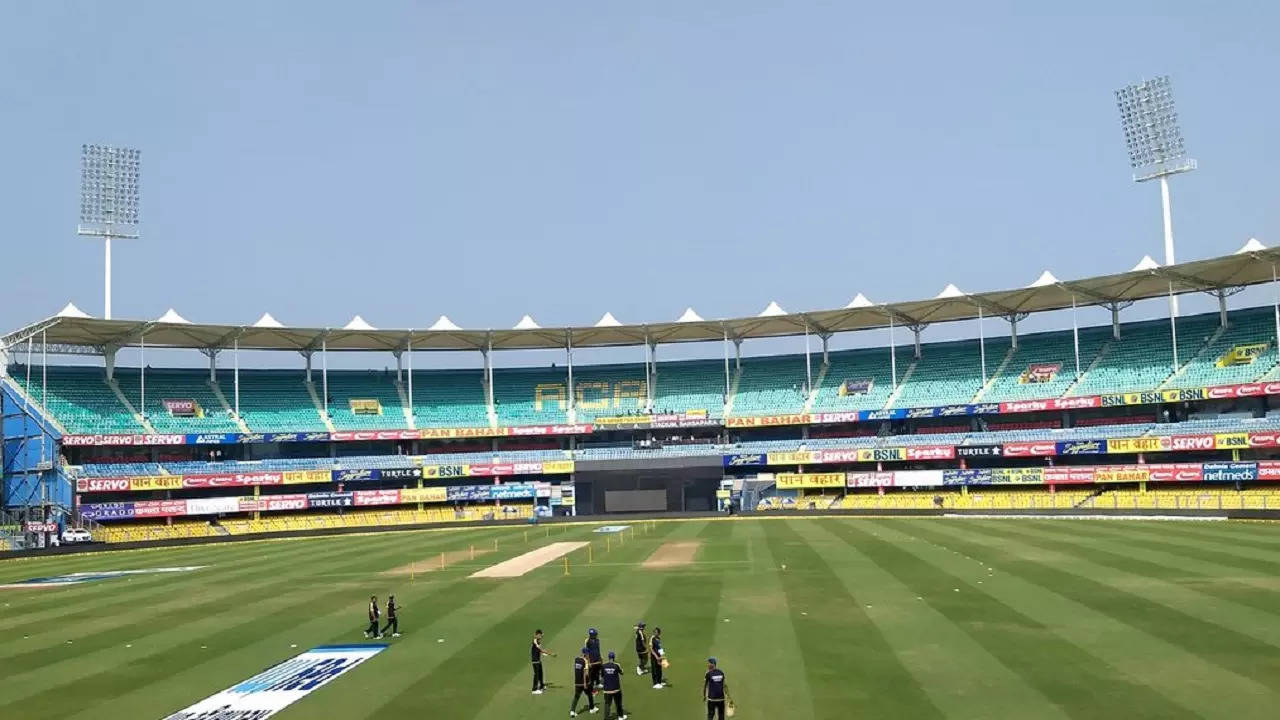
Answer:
108 378 156 434
802 361 829 414
392 377 416 429
971 346 1016 403
208 381 252 433
1062 339 1113 396
1159 324 1226 389
1073 487 1109 508
881 359 917 409
305 381 337 433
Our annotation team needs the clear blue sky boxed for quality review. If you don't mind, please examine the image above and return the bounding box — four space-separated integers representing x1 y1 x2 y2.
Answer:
1 1 1277 368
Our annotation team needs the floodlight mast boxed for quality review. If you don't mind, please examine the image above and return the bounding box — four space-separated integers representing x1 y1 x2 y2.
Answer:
76 144 140 320
1115 76 1195 316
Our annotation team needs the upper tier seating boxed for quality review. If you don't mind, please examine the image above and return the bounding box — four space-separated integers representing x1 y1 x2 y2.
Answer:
215 370 326 432
1068 314 1218 396
890 338 1011 409
9 366 142 434
407 369 489 428
980 327 1111 403
11 308 1280 435
115 369 241 434
322 370 406 430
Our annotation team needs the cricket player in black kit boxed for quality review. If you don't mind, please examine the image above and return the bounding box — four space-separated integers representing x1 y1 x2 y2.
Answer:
600 651 627 720
530 629 554 694
380 595 401 638
584 628 603 689
704 658 730 720
649 626 666 688
570 647 599 716
633 622 648 676
364 595 381 638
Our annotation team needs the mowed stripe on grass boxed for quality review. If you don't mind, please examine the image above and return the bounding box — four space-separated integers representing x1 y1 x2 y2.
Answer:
3 517 1280 719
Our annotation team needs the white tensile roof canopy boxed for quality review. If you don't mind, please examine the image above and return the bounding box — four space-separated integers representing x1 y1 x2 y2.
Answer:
3 243 1277 354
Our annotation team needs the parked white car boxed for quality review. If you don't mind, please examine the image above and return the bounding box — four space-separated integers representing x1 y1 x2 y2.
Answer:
60 528 93 544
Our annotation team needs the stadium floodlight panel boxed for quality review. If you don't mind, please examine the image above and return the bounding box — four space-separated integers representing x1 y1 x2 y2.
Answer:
1114 76 1194 180
79 144 140 227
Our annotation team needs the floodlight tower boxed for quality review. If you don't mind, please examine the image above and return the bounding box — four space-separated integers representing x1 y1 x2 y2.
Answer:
77 144 140 320
1114 76 1195 316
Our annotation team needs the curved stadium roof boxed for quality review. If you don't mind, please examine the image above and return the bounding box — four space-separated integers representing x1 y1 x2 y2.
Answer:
3 242 1277 354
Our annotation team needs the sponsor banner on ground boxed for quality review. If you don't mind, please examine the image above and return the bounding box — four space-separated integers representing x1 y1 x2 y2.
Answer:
1094 466 1151 483
307 491 355 508
352 489 400 507
78 502 135 520
399 486 448 503
1106 436 1171 454
186 496 243 515
331 469 380 483
726 414 812 428
62 434 186 447
1213 432 1250 450
776 472 846 489
1201 461 1259 483
1043 466 1096 484
1002 441 1057 457
1146 463 1204 482
329 430 420 442
990 467 1045 485
893 470 944 487
184 472 284 489
956 444 1002 458
846 471 895 487
262 494 310 512
723 453 766 467
1 566 204 589
161 644 388 720
1056 440 1105 455
283 470 332 485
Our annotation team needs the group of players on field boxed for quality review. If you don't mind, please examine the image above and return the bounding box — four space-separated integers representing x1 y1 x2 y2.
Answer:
362 598 731 718
531 623 733 719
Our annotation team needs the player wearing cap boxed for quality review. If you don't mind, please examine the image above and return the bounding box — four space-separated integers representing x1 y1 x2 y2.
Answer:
632 622 648 676
704 657 731 720
584 627 603 689
570 646 599 717
600 651 627 720
531 629 555 694
648 626 666 688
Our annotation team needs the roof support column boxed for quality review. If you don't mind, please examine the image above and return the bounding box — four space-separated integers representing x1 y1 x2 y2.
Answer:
804 322 812 394
321 337 329 420
889 314 897 388
1218 291 1229 329
207 349 218 382
302 352 312 383
1111 305 1121 340
1167 283 1180 371
733 339 742 372
406 335 414 420
1273 265 1280 363
393 351 403 383
642 336 652 411
821 335 830 365
913 328 922 360
1009 316 1018 351
566 330 575 418
233 338 240 419
1071 296 1081 379
977 305 987 384
140 332 146 422
104 346 117 382
722 330 731 405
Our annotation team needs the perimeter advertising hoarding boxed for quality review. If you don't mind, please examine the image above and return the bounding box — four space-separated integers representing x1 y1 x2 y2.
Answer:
400 486 449 503
775 473 846 489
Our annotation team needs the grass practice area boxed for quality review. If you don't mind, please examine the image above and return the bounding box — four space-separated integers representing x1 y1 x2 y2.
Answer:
2 517 1279 719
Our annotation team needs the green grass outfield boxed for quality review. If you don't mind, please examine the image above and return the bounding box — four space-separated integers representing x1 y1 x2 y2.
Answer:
2 517 1279 719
